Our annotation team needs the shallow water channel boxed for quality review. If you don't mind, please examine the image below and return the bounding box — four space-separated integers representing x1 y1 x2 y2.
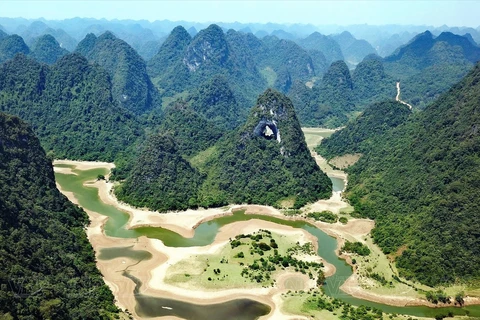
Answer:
55 166 480 319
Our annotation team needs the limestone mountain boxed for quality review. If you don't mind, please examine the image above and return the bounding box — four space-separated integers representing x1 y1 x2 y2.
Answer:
332 31 377 65
259 36 316 92
0 34 29 63
148 24 265 112
75 31 160 114
187 75 242 128
320 62 480 286
384 30 480 107
115 134 204 212
19 20 78 51
287 60 355 128
288 56 397 128
352 54 396 106
307 49 328 77
317 100 411 157
116 89 331 211
0 112 118 318
30 34 69 64
158 100 223 157
315 60 355 126
147 25 192 82
183 24 231 72
198 89 332 208
385 31 480 71
297 32 344 64
0 53 143 161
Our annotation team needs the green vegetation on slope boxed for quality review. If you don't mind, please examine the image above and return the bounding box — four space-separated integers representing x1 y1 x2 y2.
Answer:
75 31 160 115
0 34 29 63
0 113 118 319
352 54 397 107
115 134 204 212
30 34 69 64
320 63 480 286
198 89 331 208
117 89 331 211
157 100 224 157
0 53 143 161
317 100 411 158
384 31 480 108
187 75 242 128
291 60 355 128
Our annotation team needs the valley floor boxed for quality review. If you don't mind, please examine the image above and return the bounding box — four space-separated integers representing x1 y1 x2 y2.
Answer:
53 147 480 319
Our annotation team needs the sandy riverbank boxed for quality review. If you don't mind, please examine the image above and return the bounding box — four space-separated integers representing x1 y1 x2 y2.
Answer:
53 160 337 319
53 160 480 317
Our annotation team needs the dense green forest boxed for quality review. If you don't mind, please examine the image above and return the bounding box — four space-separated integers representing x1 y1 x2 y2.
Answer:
187 75 242 128
318 63 480 286
115 134 204 212
30 34 68 64
0 34 30 63
157 100 224 157
75 31 160 115
196 89 332 208
384 31 480 108
317 100 411 157
0 113 118 319
116 89 332 210
0 53 143 161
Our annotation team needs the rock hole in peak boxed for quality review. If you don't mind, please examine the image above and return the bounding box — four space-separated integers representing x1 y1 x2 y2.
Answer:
253 120 279 141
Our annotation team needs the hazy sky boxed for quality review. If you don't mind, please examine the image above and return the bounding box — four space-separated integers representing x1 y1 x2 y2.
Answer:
0 0 479 27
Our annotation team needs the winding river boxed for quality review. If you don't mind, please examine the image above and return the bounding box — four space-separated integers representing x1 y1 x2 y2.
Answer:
55 165 480 319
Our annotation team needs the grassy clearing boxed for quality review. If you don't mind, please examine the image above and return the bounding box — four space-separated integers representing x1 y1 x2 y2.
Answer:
353 236 480 303
330 153 362 169
260 66 277 87
189 145 218 171
165 230 324 290
302 128 336 150
351 236 426 300
281 290 430 320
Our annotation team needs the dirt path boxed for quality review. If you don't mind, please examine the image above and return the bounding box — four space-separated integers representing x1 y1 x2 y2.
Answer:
396 82 413 110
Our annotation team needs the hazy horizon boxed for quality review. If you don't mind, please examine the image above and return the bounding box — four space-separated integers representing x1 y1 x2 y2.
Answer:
0 0 479 28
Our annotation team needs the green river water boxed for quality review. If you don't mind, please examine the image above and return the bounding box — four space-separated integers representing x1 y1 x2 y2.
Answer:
55 165 480 319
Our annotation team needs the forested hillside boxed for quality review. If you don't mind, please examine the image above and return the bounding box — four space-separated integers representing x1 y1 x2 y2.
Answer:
30 34 69 64
289 60 356 128
352 54 397 106
384 31 480 108
187 75 242 128
197 89 332 208
0 113 118 319
317 100 411 158
319 63 480 286
115 89 332 211
115 134 204 212
297 32 344 64
0 53 143 161
331 31 377 66
148 24 266 112
0 34 29 63
157 100 224 156
75 31 160 114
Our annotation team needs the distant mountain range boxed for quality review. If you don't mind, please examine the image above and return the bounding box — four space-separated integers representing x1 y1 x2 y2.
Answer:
1 21 479 131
